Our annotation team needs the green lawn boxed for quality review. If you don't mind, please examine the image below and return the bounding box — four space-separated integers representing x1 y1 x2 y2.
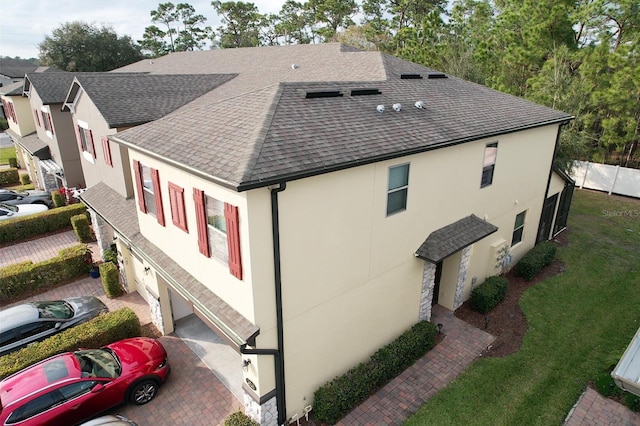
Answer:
0 147 15 165
406 189 640 426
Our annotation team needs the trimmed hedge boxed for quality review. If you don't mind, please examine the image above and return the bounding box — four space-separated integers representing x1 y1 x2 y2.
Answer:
52 190 66 207
470 276 509 314
0 244 90 303
0 168 19 185
313 321 439 424
224 411 259 426
0 203 87 244
8 157 18 168
19 173 30 185
71 213 93 242
0 307 141 380
100 261 123 298
515 241 557 281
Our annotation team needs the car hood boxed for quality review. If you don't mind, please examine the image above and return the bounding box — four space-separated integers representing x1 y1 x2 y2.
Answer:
24 190 50 197
107 338 167 368
15 204 49 213
66 296 108 317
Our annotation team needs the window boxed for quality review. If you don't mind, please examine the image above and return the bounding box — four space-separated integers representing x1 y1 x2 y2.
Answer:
168 183 188 232
42 111 54 136
58 381 96 400
101 136 113 167
76 125 94 157
512 211 526 245
133 160 165 226
6 392 62 423
481 142 498 187
193 188 242 279
33 109 41 127
387 163 410 216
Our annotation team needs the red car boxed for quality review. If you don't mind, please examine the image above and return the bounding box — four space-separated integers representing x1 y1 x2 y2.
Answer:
0 337 170 426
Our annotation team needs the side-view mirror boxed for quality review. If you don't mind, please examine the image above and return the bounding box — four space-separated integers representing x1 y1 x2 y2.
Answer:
54 322 62 329
91 383 105 393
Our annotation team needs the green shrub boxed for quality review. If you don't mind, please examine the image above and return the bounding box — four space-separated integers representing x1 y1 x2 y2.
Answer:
8 157 17 168
0 168 19 185
0 117 8 130
470 276 509 314
19 173 30 185
313 320 439 424
0 244 90 303
51 190 66 207
0 308 140 380
71 213 93 242
515 241 557 281
224 411 259 426
624 392 640 412
100 261 123 298
0 203 87 244
103 245 118 264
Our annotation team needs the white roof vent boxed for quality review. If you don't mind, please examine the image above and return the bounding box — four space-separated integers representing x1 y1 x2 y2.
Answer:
415 100 425 109
291 64 298 70
376 104 385 113
392 103 402 112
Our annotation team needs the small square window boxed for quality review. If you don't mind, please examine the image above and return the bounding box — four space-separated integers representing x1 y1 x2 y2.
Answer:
387 164 410 216
512 211 526 245
481 142 498 188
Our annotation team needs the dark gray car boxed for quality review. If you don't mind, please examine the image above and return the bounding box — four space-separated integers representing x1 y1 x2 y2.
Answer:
0 189 53 208
0 297 108 356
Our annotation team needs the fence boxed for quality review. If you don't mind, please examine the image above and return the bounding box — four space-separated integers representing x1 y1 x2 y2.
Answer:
570 161 640 199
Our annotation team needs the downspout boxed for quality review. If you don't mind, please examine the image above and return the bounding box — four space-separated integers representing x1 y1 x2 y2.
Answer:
538 121 568 244
241 182 287 425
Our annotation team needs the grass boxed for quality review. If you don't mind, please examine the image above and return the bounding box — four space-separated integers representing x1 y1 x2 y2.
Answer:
0 147 15 165
405 189 640 426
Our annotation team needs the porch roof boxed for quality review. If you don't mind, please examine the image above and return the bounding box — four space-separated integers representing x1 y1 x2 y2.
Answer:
415 214 498 263
6 129 50 158
39 159 63 175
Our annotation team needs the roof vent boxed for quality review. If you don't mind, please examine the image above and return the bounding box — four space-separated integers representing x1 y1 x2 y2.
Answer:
305 90 343 98
291 64 298 69
392 103 402 112
400 73 423 79
415 100 425 109
427 73 447 79
376 105 385 113
350 88 381 96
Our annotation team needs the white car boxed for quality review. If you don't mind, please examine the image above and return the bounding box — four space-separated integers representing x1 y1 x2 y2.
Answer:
0 201 48 220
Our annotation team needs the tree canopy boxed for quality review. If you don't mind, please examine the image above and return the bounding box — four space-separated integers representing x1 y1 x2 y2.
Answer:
38 22 143 72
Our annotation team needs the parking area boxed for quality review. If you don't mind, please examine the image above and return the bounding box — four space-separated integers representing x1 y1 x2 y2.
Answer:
2 275 243 425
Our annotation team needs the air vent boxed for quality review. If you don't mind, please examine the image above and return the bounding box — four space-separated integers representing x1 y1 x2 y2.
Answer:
305 90 343 98
400 73 423 79
427 73 447 79
350 88 381 96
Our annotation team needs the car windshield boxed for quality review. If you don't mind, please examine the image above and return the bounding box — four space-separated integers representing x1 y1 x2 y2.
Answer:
74 348 121 379
34 301 74 319
0 202 18 212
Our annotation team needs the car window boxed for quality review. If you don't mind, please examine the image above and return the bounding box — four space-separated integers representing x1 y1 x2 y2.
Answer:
58 381 98 400
18 322 56 338
0 193 12 201
0 329 19 345
0 203 18 212
75 349 121 378
6 391 63 424
43 358 70 383
35 301 74 319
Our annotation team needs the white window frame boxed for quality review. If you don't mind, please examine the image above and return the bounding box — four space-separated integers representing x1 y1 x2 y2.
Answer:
386 163 410 216
77 120 95 163
205 195 228 264
481 142 498 188
512 210 527 246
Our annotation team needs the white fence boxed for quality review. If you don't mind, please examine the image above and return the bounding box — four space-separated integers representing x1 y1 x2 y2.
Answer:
570 161 640 199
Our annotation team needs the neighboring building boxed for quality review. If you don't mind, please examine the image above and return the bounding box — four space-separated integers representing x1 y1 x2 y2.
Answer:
77 43 573 425
0 58 38 88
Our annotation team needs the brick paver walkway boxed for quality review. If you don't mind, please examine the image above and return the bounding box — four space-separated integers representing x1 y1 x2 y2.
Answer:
0 229 99 267
564 387 640 426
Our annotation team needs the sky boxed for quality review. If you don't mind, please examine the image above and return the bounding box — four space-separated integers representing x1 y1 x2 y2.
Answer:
0 0 288 59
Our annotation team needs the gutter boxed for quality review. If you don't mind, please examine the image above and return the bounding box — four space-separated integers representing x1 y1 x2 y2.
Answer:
241 182 287 425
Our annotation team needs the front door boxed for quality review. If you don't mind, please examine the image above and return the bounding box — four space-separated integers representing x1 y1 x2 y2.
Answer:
432 261 443 305
537 194 558 243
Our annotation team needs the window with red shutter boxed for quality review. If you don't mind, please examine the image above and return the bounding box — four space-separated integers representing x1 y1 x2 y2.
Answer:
151 168 165 226
193 188 210 257
88 130 95 159
224 203 242 280
169 183 188 232
34 110 41 127
133 160 146 213
101 136 113 166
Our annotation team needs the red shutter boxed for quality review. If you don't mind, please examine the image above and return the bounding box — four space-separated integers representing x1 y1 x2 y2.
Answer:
169 183 188 232
88 129 96 159
133 160 146 213
34 109 41 126
224 203 242 280
102 136 112 166
151 168 165 226
47 112 54 135
193 188 210 257
75 126 84 153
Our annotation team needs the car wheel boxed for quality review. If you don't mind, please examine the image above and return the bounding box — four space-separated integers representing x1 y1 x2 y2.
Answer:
128 379 158 405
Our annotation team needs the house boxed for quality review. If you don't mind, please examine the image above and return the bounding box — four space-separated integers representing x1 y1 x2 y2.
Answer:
75 43 573 425
0 58 38 88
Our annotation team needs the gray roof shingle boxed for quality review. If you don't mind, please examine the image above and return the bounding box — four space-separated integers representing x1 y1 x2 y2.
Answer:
112 43 572 191
79 182 259 347
415 215 499 263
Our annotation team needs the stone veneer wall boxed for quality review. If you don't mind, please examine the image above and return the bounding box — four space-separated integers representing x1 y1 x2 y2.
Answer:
453 246 472 310
243 391 278 426
88 209 110 259
418 262 436 321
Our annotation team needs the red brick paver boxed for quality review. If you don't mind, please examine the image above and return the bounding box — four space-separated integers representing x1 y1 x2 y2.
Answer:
564 387 640 426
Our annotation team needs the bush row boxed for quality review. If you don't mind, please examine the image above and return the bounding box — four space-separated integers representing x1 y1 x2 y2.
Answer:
0 244 90 304
0 203 87 244
224 411 259 426
0 168 19 185
515 241 557 281
313 320 439 424
0 307 141 380
71 213 93 242
470 276 509 314
100 261 123 298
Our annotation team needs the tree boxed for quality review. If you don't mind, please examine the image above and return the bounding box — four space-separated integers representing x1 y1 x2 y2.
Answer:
38 22 143 72
142 2 213 55
304 0 359 42
275 0 312 45
212 1 264 48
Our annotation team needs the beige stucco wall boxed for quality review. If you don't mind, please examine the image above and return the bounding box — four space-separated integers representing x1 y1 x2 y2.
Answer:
129 123 559 420
3 95 35 137
72 89 133 196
